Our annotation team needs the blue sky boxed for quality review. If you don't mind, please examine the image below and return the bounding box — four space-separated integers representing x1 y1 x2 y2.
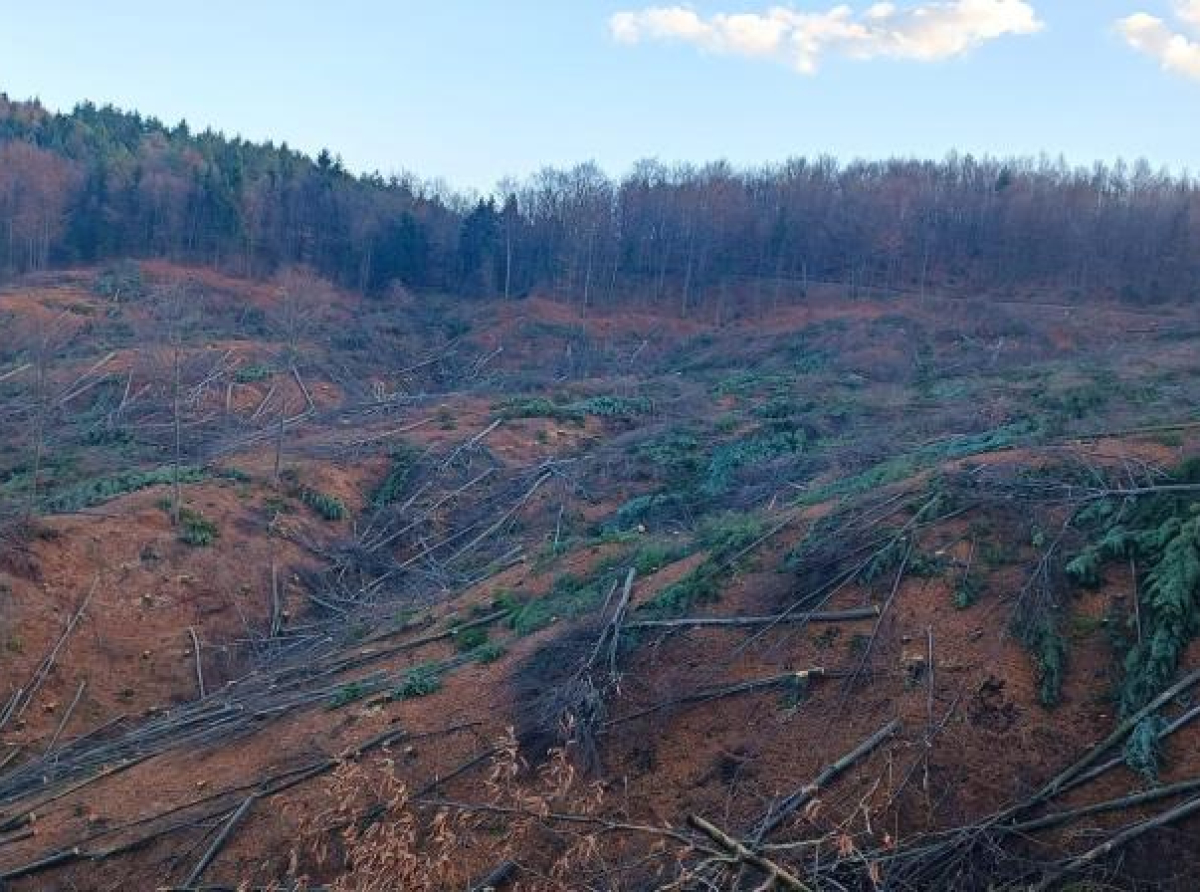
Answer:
0 1 1196 189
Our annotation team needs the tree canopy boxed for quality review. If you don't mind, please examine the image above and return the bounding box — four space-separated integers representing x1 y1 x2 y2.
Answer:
1 94 1197 308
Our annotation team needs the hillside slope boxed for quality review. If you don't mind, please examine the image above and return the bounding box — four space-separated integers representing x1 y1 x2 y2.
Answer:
1 265 1199 890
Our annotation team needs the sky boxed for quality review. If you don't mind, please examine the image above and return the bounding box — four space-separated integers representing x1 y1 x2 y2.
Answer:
0 1 1197 190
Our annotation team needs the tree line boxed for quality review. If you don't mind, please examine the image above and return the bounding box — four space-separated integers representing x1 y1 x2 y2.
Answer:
1 94 1197 308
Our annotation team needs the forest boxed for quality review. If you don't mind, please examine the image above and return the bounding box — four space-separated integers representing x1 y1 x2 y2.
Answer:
1 93 1197 308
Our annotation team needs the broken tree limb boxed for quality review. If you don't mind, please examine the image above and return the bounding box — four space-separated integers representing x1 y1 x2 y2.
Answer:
44 679 87 756
0 747 21 775
269 558 283 638
0 724 478 883
249 383 277 422
1056 700 1200 797
607 670 841 728
416 796 705 852
1010 775 1200 836
753 718 901 843
188 628 206 699
1035 792 1200 890
290 364 315 413
585 567 635 684
0 847 83 882
1 578 98 733
468 860 517 892
1021 667 1200 812
686 814 811 891
440 418 503 470
0 362 30 385
840 544 910 703
0 757 150 833
181 794 259 887
444 471 552 564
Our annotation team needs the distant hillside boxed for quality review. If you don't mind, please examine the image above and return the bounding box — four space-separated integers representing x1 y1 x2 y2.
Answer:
1 94 1197 307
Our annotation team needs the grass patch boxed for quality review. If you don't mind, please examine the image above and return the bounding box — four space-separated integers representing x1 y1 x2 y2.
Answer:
42 466 206 513
498 397 585 424
234 364 274 383
508 572 609 636
498 394 653 423
178 508 219 547
573 395 654 418
640 512 764 617
631 541 690 576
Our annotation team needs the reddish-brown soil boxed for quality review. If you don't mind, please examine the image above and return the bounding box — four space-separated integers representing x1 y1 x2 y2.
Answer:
2 264 1200 890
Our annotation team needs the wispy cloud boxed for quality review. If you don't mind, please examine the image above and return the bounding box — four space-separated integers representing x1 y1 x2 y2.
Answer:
1118 2 1200 81
608 1 1044 74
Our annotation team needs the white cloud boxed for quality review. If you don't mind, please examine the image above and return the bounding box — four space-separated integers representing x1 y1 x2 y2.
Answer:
1118 2 1200 81
608 1 1044 73
1178 0 1200 30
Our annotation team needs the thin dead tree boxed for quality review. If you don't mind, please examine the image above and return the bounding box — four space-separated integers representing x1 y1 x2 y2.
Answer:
135 280 203 527
9 310 75 520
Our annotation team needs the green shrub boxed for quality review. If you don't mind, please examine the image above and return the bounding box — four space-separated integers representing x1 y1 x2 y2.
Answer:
703 430 805 495
635 429 703 482
697 513 765 563
498 394 652 423
1016 615 1066 707
1038 383 1109 420
574 395 654 417
178 509 219 547
328 680 375 709
1124 715 1166 781
857 537 911 584
954 571 983 609
393 663 443 699
215 467 253 483
453 626 489 652
606 491 690 531
1066 463 1200 720
469 641 507 664
300 486 348 521
711 372 794 398
370 443 420 508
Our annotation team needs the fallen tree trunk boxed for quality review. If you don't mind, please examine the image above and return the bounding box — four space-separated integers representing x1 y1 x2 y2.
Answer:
626 606 879 631
181 794 259 887
753 718 901 842
1035 792 1200 890
687 814 811 891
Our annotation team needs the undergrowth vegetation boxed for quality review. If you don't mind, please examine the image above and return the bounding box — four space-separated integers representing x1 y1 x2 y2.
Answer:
1067 459 1200 718
300 486 348 521
42 466 206 513
498 394 653 424
370 442 421 508
178 508 219 547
